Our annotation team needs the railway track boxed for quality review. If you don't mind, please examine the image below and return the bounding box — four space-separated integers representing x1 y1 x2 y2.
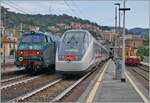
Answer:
1 73 61 102
16 71 94 102
2 61 107 102
131 66 149 81
137 65 149 72
1 75 27 83
11 62 106 102
1 67 25 80
126 65 149 90
1 75 44 89
1 74 28 86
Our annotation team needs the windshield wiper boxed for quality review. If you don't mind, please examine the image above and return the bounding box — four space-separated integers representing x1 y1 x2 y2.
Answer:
67 36 78 44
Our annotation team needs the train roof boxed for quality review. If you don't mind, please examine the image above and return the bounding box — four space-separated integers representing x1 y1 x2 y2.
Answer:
64 29 90 33
23 31 60 42
23 31 47 35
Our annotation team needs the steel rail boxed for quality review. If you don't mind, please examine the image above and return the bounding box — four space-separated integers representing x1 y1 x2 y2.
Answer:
1 75 44 89
8 79 62 102
1 75 27 83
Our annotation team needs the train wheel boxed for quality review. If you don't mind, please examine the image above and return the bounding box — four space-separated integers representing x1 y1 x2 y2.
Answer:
32 65 38 74
26 65 38 75
25 65 33 74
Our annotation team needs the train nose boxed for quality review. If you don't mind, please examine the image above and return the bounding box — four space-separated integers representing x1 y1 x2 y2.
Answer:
56 60 87 72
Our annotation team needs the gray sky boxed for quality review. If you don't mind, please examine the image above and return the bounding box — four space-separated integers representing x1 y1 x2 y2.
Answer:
1 0 149 29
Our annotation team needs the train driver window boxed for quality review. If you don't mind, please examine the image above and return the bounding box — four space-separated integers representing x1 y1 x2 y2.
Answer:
45 36 48 43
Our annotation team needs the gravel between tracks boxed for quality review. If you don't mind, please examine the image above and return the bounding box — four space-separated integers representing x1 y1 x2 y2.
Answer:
1 73 61 102
21 80 75 102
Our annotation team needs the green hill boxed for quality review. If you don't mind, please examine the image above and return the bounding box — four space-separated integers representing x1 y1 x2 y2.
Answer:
128 28 149 38
1 6 103 32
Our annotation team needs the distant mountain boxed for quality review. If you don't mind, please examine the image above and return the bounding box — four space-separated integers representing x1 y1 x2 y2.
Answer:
128 28 149 38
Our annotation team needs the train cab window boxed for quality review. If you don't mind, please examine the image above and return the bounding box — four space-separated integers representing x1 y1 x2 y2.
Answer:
21 34 44 43
63 31 85 46
45 36 48 43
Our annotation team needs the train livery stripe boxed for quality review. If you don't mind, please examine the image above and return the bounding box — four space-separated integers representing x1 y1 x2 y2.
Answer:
125 72 148 103
86 60 110 102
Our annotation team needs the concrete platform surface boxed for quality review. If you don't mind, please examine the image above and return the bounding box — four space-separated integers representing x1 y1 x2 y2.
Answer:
78 60 145 103
95 61 143 102
1 66 24 74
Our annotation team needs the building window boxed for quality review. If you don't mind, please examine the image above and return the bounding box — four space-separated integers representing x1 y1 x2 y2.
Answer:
1 43 3 48
9 43 11 48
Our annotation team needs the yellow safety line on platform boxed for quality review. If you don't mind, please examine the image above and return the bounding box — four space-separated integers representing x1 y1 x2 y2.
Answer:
125 72 149 103
86 60 110 102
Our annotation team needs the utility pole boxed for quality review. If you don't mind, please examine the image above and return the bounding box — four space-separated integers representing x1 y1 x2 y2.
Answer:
114 3 121 48
119 0 130 82
3 8 7 64
118 4 121 35
0 5 2 65
13 29 16 57
114 3 121 34
113 7 117 58
20 23 23 36
3 8 9 65
115 7 117 33
49 5 52 14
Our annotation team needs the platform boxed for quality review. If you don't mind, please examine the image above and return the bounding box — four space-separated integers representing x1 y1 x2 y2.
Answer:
1 66 24 74
78 60 147 103
140 62 149 66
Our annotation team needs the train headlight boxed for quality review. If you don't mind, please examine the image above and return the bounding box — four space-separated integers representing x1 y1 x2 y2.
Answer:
19 57 23 61
37 51 40 55
17 50 23 55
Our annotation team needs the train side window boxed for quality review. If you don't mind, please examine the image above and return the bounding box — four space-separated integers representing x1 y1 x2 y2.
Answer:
84 34 87 49
48 37 52 43
84 34 90 49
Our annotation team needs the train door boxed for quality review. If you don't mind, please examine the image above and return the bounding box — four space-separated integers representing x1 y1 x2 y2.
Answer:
43 35 53 65
48 36 55 65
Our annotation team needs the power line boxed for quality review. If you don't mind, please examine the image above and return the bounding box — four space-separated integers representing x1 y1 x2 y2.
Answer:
7 0 33 14
2 1 29 14
70 0 86 19
63 0 81 18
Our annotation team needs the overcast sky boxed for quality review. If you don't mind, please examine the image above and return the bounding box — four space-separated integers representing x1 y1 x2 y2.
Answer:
1 0 149 29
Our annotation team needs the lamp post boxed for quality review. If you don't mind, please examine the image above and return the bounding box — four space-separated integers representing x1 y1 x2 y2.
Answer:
114 3 121 50
114 7 117 33
114 3 121 34
119 0 130 82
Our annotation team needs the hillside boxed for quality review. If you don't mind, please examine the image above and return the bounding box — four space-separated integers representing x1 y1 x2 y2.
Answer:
128 28 149 38
2 6 104 32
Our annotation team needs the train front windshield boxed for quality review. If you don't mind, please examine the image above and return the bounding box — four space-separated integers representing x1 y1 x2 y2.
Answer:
58 31 86 60
21 35 44 43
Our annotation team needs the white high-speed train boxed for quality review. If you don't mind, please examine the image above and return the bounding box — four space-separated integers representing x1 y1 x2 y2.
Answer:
56 29 109 75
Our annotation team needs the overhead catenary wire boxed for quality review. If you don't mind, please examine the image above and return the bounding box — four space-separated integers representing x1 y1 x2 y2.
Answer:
63 0 81 18
2 1 29 14
7 0 33 14
70 0 86 19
